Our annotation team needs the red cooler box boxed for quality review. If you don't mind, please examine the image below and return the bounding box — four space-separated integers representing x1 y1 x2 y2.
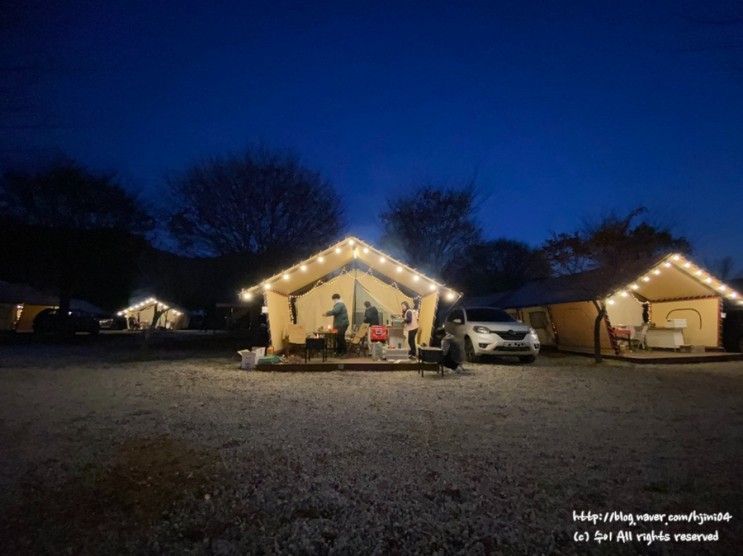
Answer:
369 325 389 342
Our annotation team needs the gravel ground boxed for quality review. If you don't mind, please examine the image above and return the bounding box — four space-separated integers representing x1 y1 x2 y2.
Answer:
0 346 741 554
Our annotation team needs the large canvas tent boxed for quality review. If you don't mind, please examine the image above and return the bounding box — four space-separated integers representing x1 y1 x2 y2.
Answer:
240 237 460 353
479 253 742 354
116 296 188 330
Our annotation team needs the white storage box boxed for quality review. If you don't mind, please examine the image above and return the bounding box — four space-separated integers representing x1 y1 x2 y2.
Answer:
667 319 687 328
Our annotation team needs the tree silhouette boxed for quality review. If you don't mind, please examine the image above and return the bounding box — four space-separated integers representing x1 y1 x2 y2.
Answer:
379 183 481 276
168 148 344 261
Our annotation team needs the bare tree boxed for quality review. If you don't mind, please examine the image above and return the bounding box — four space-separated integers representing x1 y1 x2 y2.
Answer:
379 183 481 275
168 148 344 259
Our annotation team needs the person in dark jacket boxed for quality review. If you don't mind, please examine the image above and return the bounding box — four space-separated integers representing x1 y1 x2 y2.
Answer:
363 301 380 326
441 331 464 373
324 293 349 355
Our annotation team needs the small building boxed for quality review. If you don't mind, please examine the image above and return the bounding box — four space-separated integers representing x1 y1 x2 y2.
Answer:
239 236 460 353
477 254 742 356
116 297 188 330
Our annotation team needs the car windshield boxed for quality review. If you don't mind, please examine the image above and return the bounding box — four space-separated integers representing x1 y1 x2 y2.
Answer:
466 308 515 323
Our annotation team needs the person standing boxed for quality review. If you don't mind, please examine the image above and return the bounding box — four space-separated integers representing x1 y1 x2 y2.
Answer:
401 301 419 360
363 301 380 326
325 293 349 355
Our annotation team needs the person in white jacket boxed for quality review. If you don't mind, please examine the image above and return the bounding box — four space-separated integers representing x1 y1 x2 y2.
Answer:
401 301 419 360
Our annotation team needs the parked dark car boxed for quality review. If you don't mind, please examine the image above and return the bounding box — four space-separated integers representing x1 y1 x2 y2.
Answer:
33 308 100 336
98 315 127 330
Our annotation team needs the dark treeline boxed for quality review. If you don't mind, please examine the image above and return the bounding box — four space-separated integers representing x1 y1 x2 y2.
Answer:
0 150 696 315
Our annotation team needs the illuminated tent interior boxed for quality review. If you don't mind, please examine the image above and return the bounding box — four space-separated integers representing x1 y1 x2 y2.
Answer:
240 237 460 353
477 253 742 353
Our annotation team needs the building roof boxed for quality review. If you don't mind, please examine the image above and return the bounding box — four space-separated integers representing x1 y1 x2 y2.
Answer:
0 280 105 314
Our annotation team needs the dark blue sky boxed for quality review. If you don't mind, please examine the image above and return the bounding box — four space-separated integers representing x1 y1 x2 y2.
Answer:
2 1 742 270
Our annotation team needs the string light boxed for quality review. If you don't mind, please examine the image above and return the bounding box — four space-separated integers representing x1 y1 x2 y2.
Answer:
396 265 403 273
642 276 650 282
334 247 342 254
362 247 369 254
683 262 691 268
264 283 272 290
379 256 386 263
607 299 616 305
620 291 628 297
349 239 355 246
283 273 290 280
630 284 639 290
663 262 671 268
672 254 681 261
429 284 437 291
653 269 661 275
413 275 420 282
318 256 325 263
446 291 456 301
300 264 307 272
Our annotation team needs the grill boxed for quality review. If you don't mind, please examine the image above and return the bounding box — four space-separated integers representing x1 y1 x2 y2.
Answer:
494 346 528 352
494 330 527 341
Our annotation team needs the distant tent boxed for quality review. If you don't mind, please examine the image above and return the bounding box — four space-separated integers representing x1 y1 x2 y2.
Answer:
239 237 461 352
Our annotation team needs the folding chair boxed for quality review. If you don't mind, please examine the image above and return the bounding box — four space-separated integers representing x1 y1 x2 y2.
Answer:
347 323 370 356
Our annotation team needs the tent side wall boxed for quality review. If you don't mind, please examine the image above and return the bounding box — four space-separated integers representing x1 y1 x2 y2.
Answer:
549 301 612 351
417 292 438 346
265 290 292 353
15 304 52 332
518 306 556 346
652 297 721 347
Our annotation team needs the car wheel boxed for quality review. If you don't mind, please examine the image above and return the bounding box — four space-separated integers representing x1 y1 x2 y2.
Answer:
464 337 478 363
518 355 536 363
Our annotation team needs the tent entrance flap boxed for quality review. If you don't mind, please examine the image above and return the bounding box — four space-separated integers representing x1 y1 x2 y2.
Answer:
352 279 399 326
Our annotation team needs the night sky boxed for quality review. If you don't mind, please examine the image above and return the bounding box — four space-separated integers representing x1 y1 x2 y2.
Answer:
2 1 742 269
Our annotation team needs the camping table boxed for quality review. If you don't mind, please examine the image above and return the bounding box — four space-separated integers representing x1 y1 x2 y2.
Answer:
418 346 444 377
305 337 327 362
645 327 686 350
317 331 338 353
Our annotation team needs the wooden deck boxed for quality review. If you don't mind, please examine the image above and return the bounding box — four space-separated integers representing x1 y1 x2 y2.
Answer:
560 347 743 364
255 356 440 372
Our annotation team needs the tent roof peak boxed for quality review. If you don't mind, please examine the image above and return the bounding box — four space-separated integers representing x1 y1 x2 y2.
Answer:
239 236 461 301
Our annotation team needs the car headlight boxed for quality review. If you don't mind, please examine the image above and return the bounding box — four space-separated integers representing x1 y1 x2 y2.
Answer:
473 326 491 334
529 327 539 339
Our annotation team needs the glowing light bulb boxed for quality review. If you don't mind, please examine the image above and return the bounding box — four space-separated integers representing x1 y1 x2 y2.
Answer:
663 262 671 268
264 283 271 290
672 254 680 261
318 256 325 263
300 264 307 272
446 291 456 301
704 277 712 283
683 262 691 268
429 284 436 291
607 299 616 305
695 270 703 276
642 276 650 282
379 256 386 263
653 269 661 275
413 275 419 282
283 273 290 280
630 284 639 290
620 291 628 297
363 247 369 254
396 266 403 273
349 239 355 246
334 247 341 254
730 292 738 299
719 285 727 292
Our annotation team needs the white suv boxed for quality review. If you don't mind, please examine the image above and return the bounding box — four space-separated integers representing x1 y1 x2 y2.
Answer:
444 306 540 363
